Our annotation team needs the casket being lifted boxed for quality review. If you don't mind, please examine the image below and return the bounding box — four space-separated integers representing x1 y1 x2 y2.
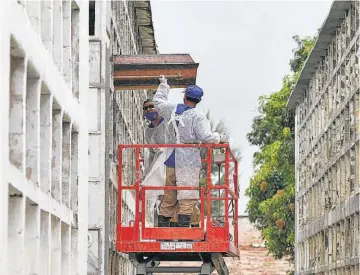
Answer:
113 54 199 90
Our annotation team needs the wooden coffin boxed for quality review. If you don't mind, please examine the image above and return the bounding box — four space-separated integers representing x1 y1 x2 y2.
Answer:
113 54 199 90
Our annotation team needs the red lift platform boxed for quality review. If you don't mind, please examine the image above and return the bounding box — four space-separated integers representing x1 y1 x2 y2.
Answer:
116 143 240 275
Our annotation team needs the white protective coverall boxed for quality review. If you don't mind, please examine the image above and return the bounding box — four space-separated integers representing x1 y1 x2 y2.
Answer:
143 114 202 225
154 80 221 206
142 117 169 203
143 119 167 177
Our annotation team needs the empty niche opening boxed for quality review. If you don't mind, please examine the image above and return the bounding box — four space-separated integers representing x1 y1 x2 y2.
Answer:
25 61 40 184
41 1 53 52
89 1 95 36
355 214 359 256
71 2 80 99
8 184 25 272
51 99 62 202
9 37 26 170
350 215 356 258
40 85 52 193
353 143 358 194
112 185 118 239
52 0 63 72
51 215 61 275
109 183 114 238
62 0 72 86
108 182 115 238
25 198 39 274
61 223 70 274
26 1 41 34
112 99 119 162
345 218 350 259
71 125 79 213
62 114 71 207
40 211 50 274
71 227 78 272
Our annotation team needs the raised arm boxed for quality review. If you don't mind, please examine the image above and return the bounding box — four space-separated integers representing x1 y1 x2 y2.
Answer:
153 76 175 119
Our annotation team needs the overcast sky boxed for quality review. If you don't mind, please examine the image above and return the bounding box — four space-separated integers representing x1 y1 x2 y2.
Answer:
151 0 333 215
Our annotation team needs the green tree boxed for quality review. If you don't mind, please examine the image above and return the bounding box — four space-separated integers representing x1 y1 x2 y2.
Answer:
245 36 316 262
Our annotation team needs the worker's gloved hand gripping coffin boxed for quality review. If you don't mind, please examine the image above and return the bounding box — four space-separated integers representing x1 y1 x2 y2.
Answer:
113 54 199 90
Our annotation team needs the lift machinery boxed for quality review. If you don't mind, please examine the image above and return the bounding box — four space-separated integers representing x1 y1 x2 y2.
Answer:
114 54 240 275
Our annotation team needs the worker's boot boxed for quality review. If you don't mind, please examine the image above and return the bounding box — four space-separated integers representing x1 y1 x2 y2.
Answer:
178 214 192 241
178 214 191 227
157 215 171 242
157 215 170 227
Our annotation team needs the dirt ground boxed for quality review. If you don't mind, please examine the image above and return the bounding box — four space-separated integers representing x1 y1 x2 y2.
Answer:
157 217 292 275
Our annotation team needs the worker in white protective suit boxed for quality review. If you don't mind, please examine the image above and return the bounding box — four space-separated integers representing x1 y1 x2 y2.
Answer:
142 99 168 226
142 99 201 228
154 76 227 228
143 99 167 177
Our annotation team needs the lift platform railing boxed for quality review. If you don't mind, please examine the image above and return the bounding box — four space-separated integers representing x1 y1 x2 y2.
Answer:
116 143 239 256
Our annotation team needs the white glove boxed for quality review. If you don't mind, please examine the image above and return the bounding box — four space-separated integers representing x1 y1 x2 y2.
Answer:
159 75 168 85
219 133 228 143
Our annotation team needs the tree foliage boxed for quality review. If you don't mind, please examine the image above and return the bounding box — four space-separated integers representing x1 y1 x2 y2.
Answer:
245 36 316 261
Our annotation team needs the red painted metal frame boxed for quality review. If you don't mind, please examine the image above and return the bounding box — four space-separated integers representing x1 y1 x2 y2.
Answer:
116 143 239 257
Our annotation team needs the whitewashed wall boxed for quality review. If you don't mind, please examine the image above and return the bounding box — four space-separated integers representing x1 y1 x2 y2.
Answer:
0 1 89 274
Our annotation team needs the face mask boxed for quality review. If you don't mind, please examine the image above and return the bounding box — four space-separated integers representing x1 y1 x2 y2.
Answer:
145 111 158 121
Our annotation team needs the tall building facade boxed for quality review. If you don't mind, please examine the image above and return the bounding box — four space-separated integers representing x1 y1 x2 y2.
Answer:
0 0 90 274
87 1 157 274
288 1 360 274
0 1 157 275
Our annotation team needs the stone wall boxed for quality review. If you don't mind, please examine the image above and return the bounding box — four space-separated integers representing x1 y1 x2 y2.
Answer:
292 1 360 274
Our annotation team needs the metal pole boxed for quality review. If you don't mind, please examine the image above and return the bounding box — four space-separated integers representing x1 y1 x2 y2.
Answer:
206 148 212 223
217 164 221 216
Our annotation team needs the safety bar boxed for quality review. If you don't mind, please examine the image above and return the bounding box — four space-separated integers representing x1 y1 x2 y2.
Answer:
117 143 239 247
141 186 206 239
